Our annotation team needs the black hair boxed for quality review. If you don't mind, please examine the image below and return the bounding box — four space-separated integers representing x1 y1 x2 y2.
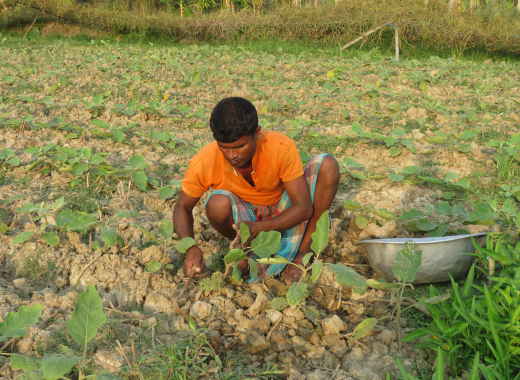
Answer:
210 97 258 143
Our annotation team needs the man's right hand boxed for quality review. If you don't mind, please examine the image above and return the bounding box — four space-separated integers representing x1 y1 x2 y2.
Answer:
183 245 205 277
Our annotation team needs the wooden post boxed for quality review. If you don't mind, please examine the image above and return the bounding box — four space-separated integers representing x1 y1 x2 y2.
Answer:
394 26 399 61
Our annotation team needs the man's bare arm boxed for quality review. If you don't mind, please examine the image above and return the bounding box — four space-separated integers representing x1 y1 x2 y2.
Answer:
173 191 205 277
250 176 312 234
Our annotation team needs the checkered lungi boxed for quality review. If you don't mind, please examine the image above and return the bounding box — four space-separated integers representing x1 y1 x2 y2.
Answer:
207 154 329 277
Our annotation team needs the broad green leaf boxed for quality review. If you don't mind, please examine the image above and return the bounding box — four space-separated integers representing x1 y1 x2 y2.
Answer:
144 261 162 273
302 252 314 266
366 279 400 289
310 259 323 283
392 244 422 283
311 210 329 255
100 228 122 247
159 186 175 200
354 215 369 229
41 232 60 247
0 304 43 341
67 286 107 349
56 209 97 233
10 354 40 371
270 297 288 311
468 202 496 225
351 317 377 341
12 231 35 245
132 170 148 191
111 129 126 143
239 222 250 244
328 263 367 293
416 219 438 232
175 237 196 253
41 354 79 380
158 219 173 240
343 200 362 211
128 155 147 170
286 282 309 307
256 256 290 265
374 208 396 220
251 231 281 258
224 249 246 265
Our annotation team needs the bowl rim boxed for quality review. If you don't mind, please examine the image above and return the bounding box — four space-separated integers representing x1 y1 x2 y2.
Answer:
359 232 487 245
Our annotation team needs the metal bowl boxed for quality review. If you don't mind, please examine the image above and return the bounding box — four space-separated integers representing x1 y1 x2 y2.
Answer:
359 233 487 284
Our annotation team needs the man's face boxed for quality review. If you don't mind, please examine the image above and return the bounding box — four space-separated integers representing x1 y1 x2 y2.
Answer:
217 133 257 169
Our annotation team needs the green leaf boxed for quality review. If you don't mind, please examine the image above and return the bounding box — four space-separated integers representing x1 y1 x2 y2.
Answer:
351 317 377 341
128 155 147 170
416 219 438 232
41 354 79 380
224 249 246 265
270 297 288 311
12 231 35 244
175 237 196 253
231 264 242 283
10 354 40 371
468 202 496 225
67 286 107 349
366 279 400 289
388 146 402 157
132 170 148 191
286 282 309 307
111 129 126 143
56 209 97 233
328 263 367 293
256 256 290 265
310 259 323 283
311 210 329 255
388 173 405 182
239 222 250 244
100 228 122 247
159 187 175 200
41 232 60 247
392 244 422 283
248 258 259 280
469 353 480 380
0 304 43 341
432 348 445 380
251 231 281 258
71 162 89 176
354 215 369 229
144 261 162 273
343 200 363 211
302 252 314 266
158 219 173 240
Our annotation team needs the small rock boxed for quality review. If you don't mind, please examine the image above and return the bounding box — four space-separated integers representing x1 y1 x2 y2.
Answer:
321 314 346 335
94 350 123 373
235 293 254 308
143 292 173 314
245 330 268 353
266 309 283 324
378 329 396 345
12 278 27 289
283 306 305 321
190 301 212 320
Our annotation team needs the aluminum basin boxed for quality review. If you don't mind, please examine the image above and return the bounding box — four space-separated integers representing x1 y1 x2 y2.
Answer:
359 233 487 284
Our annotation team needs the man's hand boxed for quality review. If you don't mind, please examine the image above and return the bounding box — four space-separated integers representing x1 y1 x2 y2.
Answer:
183 245 205 277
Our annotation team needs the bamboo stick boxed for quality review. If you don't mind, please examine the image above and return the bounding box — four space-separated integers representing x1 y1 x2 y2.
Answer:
394 25 399 61
340 22 394 51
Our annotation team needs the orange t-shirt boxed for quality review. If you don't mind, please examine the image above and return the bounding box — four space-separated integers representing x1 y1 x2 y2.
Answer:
181 131 303 206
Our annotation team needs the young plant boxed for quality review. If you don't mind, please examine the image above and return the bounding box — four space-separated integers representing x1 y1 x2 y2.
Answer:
9 286 114 380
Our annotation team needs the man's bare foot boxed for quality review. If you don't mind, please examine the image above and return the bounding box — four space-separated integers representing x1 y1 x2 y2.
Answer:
281 253 305 284
183 246 206 278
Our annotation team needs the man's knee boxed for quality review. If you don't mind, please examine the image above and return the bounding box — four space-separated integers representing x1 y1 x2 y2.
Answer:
206 194 232 223
319 155 340 185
